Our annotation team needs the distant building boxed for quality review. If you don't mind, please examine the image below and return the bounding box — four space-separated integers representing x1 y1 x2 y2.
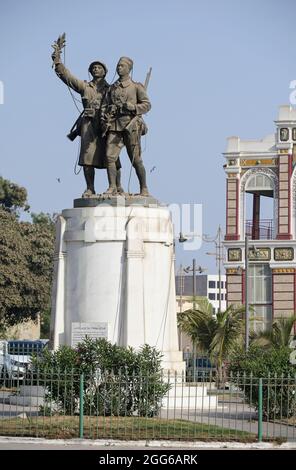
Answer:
175 274 227 314
223 105 296 331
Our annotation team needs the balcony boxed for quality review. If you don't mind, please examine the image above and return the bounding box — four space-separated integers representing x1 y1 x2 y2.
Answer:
245 219 274 240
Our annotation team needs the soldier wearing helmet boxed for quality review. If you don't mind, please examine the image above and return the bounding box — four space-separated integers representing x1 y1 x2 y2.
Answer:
51 41 122 197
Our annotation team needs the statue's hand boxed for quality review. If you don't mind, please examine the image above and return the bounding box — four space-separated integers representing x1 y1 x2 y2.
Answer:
52 33 66 51
51 33 66 65
51 45 61 63
123 102 136 112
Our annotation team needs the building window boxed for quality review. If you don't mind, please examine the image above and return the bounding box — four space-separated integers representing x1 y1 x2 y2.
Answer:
217 281 224 288
244 173 274 240
249 264 272 331
209 293 215 300
208 281 216 289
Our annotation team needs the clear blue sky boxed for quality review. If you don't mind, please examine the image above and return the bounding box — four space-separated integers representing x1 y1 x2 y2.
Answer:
1 0 296 273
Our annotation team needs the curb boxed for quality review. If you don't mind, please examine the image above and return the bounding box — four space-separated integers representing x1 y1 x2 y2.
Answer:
0 436 295 449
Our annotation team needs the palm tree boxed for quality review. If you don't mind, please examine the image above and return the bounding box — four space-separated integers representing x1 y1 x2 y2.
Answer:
178 298 216 353
178 301 245 385
211 307 245 384
251 316 296 349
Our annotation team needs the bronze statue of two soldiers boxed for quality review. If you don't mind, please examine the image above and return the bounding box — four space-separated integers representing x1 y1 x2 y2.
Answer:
52 35 151 197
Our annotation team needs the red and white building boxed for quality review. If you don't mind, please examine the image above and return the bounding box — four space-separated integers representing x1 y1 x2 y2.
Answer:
223 105 296 330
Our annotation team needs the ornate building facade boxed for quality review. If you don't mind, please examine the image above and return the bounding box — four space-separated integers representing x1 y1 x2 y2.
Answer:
223 105 296 330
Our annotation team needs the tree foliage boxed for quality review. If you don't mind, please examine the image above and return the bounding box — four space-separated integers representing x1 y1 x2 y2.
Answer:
0 176 30 215
178 298 216 353
178 302 245 384
40 308 51 339
178 303 244 359
31 212 55 226
32 338 169 417
229 345 296 418
250 316 296 349
0 177 55 330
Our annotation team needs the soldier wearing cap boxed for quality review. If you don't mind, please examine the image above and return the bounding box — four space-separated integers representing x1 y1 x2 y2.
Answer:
101 56 151 196
51 46 122 197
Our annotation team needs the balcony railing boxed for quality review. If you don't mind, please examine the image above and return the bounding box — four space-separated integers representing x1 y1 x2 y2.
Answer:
245 219 274 240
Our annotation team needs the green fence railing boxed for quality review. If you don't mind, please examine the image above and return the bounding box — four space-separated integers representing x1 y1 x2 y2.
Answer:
0 368 295 442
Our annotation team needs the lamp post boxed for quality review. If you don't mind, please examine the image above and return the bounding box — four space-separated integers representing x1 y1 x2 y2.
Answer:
177 264 184 350
193 258 196 310
179 228 222 312
183 259 206 311
236 235 250 352
178 264 184 315
245 235 249 352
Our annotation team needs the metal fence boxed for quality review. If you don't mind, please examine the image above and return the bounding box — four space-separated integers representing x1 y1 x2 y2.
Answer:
0 368 296 442
245 219 274 240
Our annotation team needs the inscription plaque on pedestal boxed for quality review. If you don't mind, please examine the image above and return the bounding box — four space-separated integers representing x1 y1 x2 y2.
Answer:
71 322 108 348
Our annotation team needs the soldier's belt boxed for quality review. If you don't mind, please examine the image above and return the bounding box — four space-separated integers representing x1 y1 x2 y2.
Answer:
110 105 135 116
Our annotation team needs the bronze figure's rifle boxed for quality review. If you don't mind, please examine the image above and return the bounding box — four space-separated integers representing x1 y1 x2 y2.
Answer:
125 67 152 136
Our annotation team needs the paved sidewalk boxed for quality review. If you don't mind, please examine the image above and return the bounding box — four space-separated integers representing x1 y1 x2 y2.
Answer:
161 395 296 441
0 436 296 450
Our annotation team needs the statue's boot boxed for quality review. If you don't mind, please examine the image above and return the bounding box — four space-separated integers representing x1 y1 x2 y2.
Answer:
82 166 95 197
116 169 125 194
134 161 150 196
105 164 118 195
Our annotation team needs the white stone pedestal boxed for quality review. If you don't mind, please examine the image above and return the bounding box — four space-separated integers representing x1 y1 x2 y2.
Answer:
161 383 218 409
50 196 185 374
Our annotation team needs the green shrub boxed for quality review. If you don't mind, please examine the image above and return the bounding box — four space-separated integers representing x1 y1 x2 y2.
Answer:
31 338 169 417
229 345 296 418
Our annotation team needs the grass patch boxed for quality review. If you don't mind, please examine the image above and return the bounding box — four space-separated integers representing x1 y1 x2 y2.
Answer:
0 415 256 441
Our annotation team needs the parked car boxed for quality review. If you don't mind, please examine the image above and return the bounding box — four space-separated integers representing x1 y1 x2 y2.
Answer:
1 340 48 382
185 356 216 382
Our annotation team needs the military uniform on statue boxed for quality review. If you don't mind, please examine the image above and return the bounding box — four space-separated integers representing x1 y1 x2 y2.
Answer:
51 34 122 197
101 57 151 196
